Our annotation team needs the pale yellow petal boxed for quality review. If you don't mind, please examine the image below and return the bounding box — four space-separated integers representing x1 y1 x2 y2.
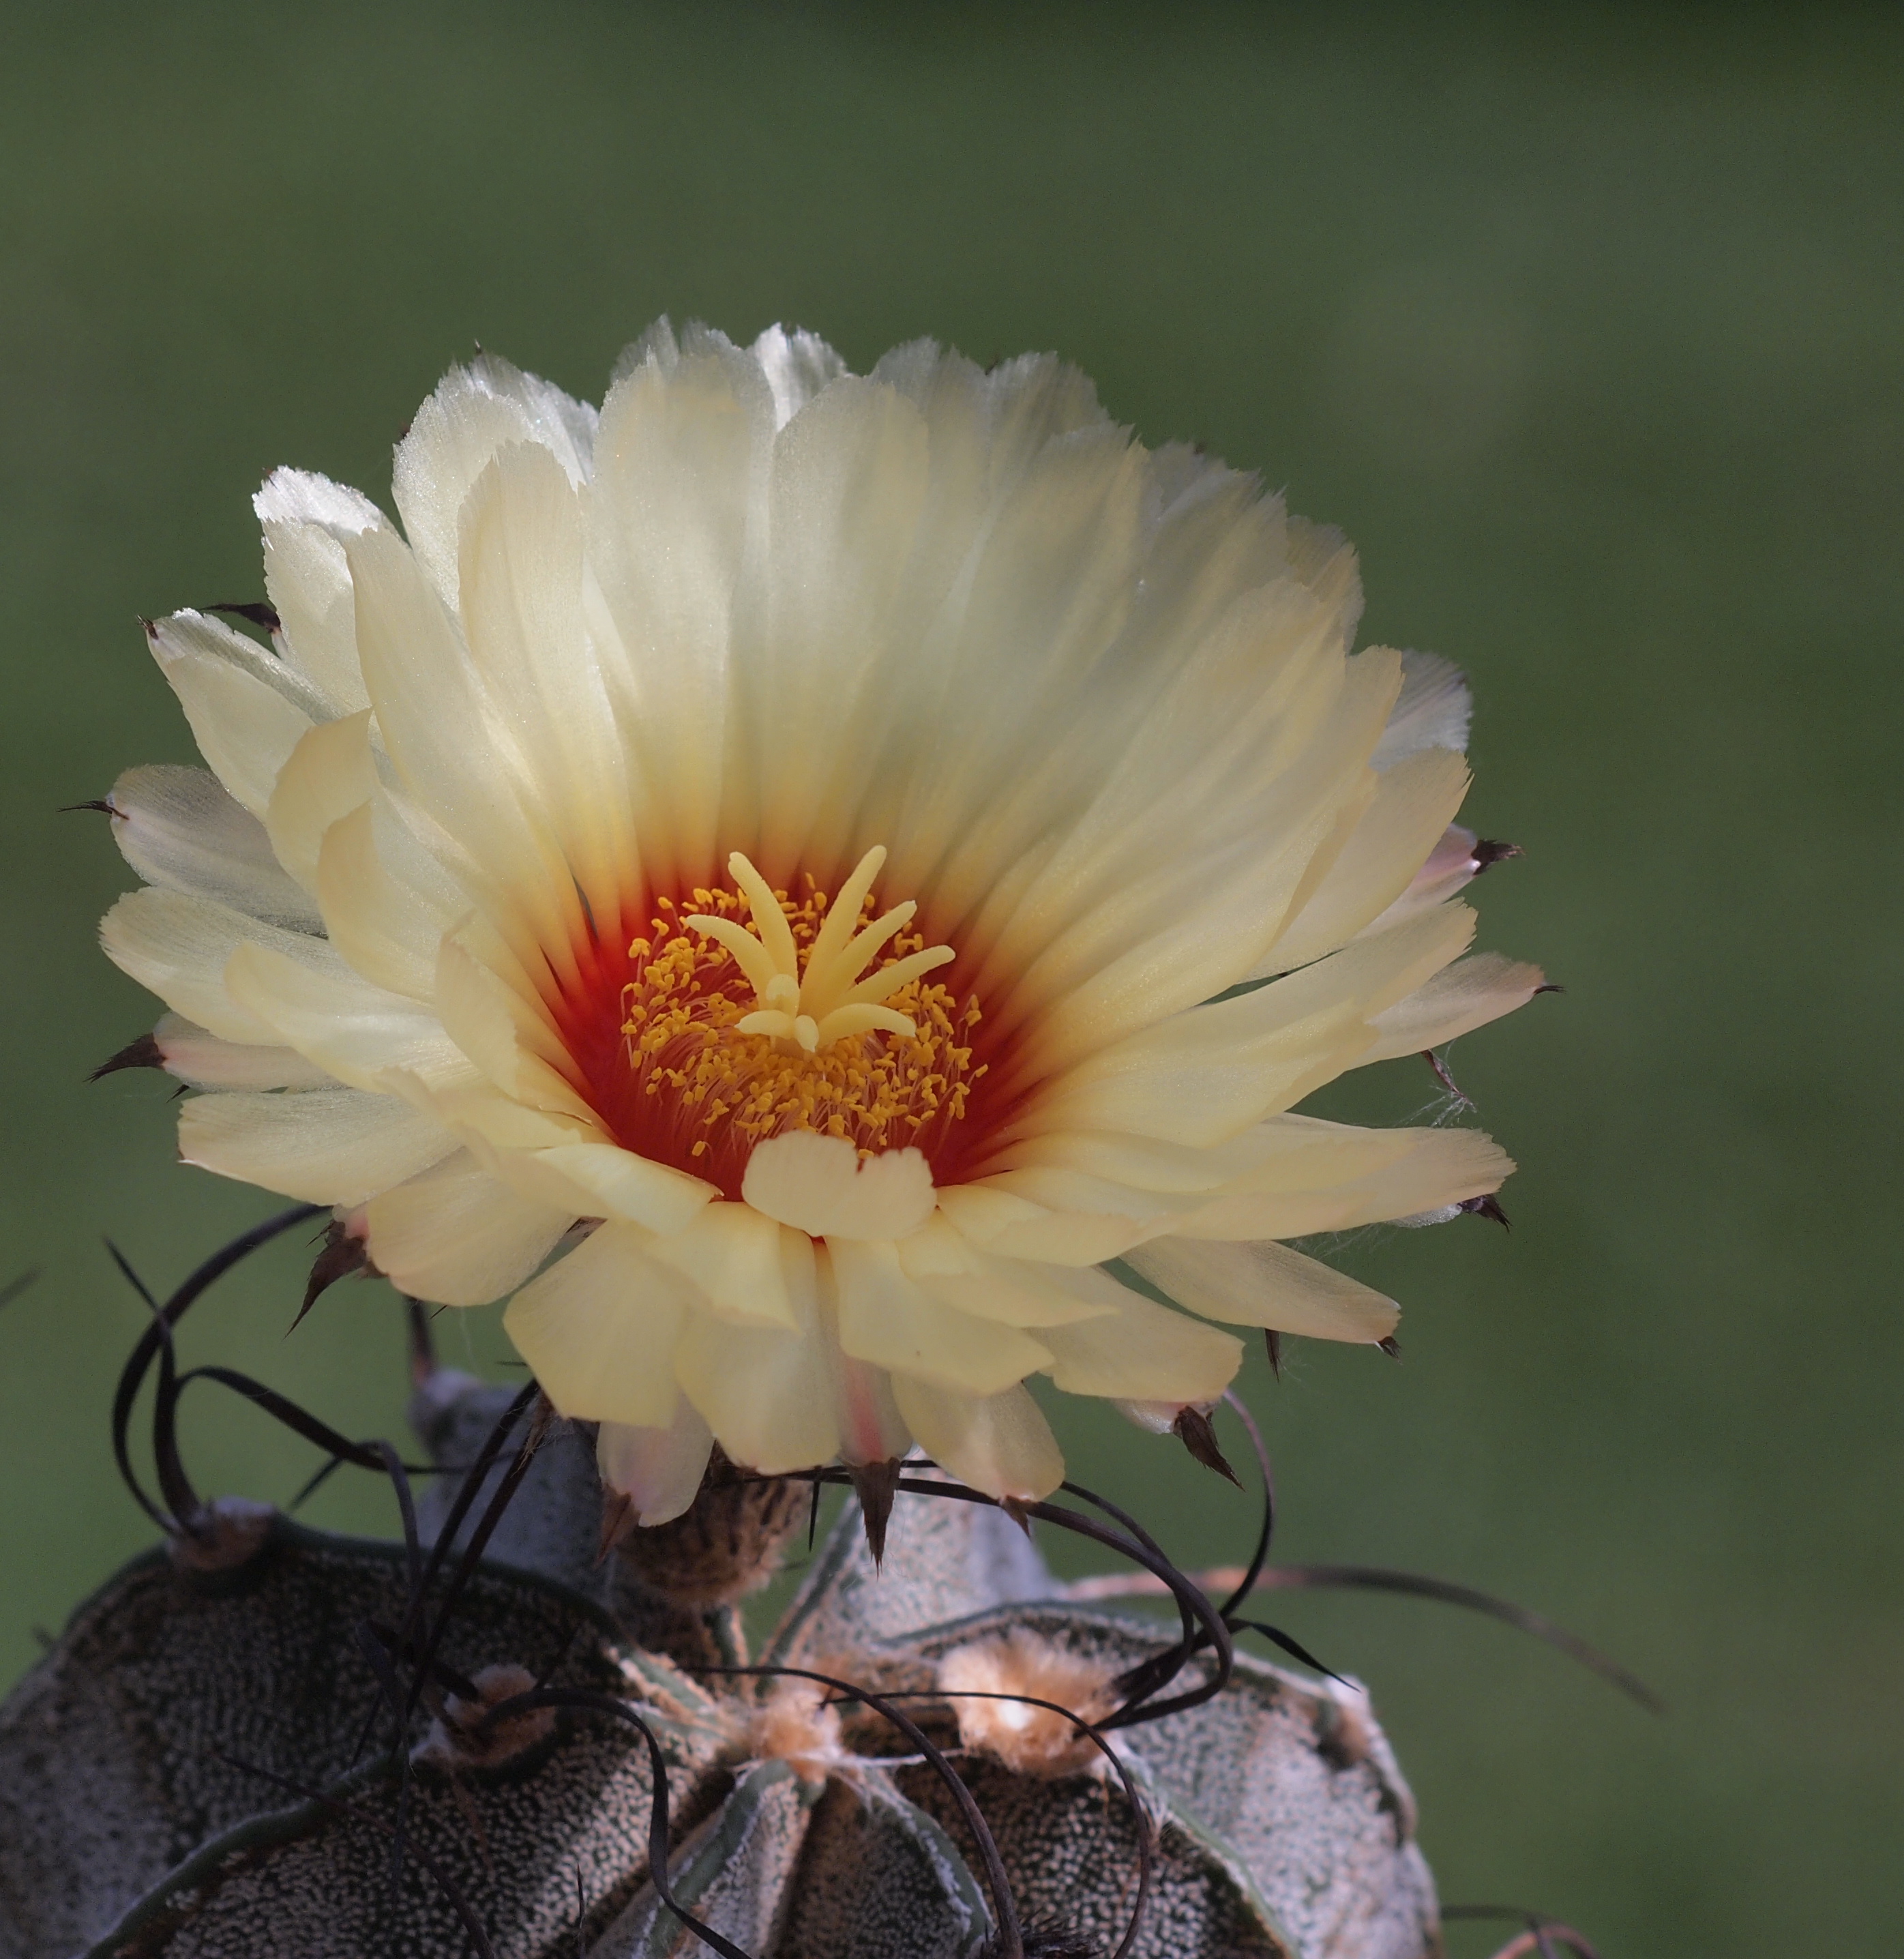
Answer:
147 610 323 817
1259 746 1471 976
503 1222 687 1428
1035 1282 1243 1404
1024 902 1476 1149
890 1377 1062 1502
1363 950 1547 1061
674 1233 842 1472
829 1237 1051 1396
224 940 467 1095
646 1201 799 1330
896 1219 1119 1329
255 466 384 715
741 1132 936 1242
100 887 353 1048
263 710 377 895
934 1183 1173 1267
151 1013 333 1091
363 1151 571 1307
1121 1237 1399 1343
179 1086 456 1207
524 1141 717 1235
315 800 447 1001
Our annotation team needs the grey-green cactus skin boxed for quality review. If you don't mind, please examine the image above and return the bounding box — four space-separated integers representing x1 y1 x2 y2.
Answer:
0 1375 1439 1959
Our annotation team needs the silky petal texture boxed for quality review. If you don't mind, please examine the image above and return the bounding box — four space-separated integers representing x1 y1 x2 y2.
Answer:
456 441 639 922
102 324 1538 1491
644 1201 800 1330
222 941 469 1094
108 766 319 930
742 1132 936 1241
829 1237 1052 1395
895 1219 1116 1329
890 1378 1063 1501
1364 950 1548 1061
934 1184 1178 1267
1370 650 1472 768
393 352 597 613
1255 745 1471 978
345 523 590 984
256 466 386 715
1035 1282 1243 1404
179 1087 457 1207
752 323 850 430
674 1231 843 1471
598 1407 715 1528
1358 823 1487 940
147 613 321 817
100 887 358 1046
362 1151 570 1307
432 930 596 1120
503 1222 689 1428
1122 1237 1400 1343
1024 900 1478 1148
520 1142 716 1235
316 801 453 1001
152 1013 334 1091
264 710 378 895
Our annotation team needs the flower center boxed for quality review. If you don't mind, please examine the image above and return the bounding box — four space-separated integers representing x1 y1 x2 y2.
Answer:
614 846 985 1193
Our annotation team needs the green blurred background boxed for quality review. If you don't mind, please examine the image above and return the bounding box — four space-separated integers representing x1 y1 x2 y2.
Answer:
1 2 1898 1951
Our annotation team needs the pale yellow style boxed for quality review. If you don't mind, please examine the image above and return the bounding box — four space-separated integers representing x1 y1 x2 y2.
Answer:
99 323 1542 1520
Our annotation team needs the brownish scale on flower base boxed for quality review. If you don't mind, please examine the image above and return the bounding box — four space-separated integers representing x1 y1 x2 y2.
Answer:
545 854 1009 1202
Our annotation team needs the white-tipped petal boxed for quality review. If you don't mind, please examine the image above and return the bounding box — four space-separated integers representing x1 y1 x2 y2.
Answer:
392 353 597 610
742 1132 936 1242
1370 649 1471 767
751 324 850 430
598 1407 715 1529
147 612 321 817
891 1376 1062 1503
256 466 386 713
107 765 319 930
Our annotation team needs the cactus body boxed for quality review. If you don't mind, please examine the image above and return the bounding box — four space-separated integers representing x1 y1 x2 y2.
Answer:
0 1376 1438 1959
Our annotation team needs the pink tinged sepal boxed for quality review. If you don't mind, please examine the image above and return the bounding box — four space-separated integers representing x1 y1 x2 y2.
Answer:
597 1404 714 1529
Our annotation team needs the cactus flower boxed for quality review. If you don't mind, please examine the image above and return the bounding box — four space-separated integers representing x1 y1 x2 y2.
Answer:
99 323 1541 1514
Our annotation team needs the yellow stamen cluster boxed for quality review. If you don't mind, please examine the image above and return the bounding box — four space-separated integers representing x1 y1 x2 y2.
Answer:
621 851 983 1162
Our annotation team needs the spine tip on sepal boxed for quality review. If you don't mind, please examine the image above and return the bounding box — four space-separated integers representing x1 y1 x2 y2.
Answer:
89 1032 164 1082
1459 1192 1512 1230
1172 1404 1242 1487
849 1456 904 1566
293 1218 372 1331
